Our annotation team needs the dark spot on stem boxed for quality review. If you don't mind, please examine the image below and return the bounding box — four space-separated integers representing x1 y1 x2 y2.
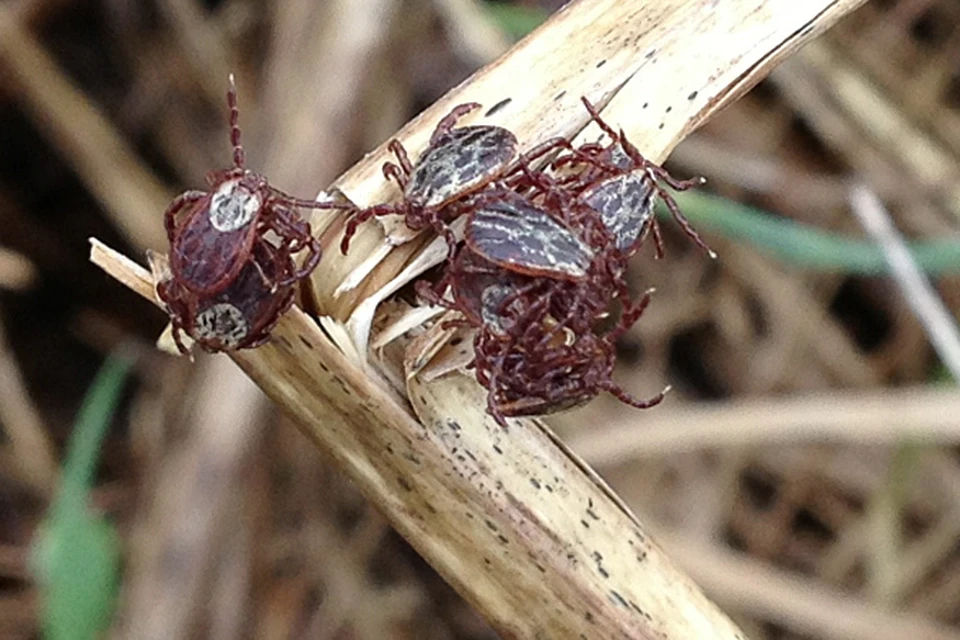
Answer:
485 98 512 117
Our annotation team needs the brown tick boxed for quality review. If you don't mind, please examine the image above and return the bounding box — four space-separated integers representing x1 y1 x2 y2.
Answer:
340 102 579 255
157 241 296 353
419 247 667 426
547 97 712 259
162 75 349 297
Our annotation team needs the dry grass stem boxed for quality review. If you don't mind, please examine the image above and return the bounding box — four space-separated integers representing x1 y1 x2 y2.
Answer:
801 42 960 218
122 357 266 639
563 386 960 464
91 0 871 636
665 532 960 640
849 184 960 378
0 315 57 495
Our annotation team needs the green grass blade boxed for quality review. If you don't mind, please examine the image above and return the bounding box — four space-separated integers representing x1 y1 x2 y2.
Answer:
665 191 960 275
483 4 550 41
32 353 132 640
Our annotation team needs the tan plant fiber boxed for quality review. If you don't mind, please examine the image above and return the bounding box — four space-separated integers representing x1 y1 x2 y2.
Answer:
91 0 867 637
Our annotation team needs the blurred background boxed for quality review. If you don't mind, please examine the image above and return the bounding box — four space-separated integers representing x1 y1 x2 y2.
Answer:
1 0 959 638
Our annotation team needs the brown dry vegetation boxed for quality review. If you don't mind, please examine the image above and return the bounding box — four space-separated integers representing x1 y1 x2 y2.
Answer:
2 0 960 639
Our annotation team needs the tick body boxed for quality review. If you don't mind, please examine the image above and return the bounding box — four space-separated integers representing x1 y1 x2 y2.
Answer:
464 191 594 281
405 124 518 212
158 242 296 353
341 102 521 253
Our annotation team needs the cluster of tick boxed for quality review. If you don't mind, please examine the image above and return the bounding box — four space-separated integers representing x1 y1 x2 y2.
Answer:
157 77 350 353
155 78 710 425
340 99 713 425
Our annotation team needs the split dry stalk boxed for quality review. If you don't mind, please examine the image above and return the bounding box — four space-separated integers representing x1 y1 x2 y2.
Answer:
92 0 867 637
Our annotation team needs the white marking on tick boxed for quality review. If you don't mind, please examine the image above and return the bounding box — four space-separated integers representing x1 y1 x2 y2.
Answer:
194 302 248 348
209 179 261 232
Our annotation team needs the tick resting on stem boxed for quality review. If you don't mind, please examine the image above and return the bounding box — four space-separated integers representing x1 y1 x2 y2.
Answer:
156 75 353 353
339 102 599 256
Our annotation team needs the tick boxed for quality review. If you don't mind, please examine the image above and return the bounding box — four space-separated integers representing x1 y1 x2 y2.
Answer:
419 246 667 426
541 97 711 259
163 75 349 297
157 241 296 353
340 102 577 254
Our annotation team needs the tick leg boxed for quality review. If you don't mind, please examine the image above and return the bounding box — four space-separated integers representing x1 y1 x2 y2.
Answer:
521 136 606 172
267 209 323 285
340 202 404 254
288 236 322 283
427 214 458 259
549 142 607 173
414 278 450 308
430 102 482 144
156 274 199 356
580 96 621 143
607 288 652 343
649 220 666 259
171 322 190 355
647 164 706 191
603 382 669 410
272 191 358 213
647 175 715 258
163 190 207 242
387 140 414 177
249 258 276 290
482 351 510 428
383 161 408 192
226 74 246 170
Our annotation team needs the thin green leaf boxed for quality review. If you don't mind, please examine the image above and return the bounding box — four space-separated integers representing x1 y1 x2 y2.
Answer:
665 191 960 275
32 353 132 640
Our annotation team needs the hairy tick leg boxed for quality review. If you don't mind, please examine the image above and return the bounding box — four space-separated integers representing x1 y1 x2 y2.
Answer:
340 202 403 254
656 184 716 258
383 162 408 191
580 96 621 142
604 382 669 409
